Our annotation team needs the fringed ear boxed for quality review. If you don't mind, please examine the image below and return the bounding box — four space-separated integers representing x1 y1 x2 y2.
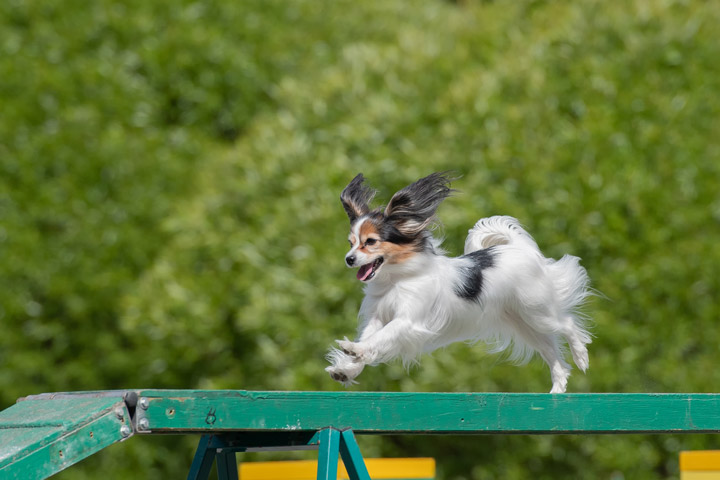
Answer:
340 173 376 223
384 172 457 236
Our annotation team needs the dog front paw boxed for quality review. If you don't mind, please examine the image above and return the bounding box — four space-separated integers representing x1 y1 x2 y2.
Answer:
325 364 362 387
336 338 375 363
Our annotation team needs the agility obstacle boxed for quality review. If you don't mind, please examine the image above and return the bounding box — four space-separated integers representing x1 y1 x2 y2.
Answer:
2 390 720 479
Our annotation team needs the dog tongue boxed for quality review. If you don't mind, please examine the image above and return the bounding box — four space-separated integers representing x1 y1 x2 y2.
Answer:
357 263 373 281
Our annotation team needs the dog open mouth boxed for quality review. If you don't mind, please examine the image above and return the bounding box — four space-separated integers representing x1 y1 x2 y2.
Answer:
357 257 384 282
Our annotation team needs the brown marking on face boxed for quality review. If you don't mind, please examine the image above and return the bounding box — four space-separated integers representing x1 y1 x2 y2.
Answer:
376 241 417 264
357 221 381 252
359 221 379 239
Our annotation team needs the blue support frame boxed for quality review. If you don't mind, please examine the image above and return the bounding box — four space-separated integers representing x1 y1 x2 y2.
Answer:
216 450 239 480
339 430 371 480
316 428 341 480
185 428 370 480
187 436 216 480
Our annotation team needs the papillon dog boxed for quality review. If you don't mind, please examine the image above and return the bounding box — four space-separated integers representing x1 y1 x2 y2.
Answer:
325 172 592 393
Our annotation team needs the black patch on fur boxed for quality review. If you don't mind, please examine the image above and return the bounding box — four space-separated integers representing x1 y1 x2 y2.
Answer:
377 220 416 245
454 247 496 302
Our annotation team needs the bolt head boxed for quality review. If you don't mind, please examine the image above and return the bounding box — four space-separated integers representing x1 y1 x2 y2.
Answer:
139 397 149 410
120 425 132 437
138 418 150 430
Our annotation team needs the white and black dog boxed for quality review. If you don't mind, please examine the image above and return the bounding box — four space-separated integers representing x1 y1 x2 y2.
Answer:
326 172 592 393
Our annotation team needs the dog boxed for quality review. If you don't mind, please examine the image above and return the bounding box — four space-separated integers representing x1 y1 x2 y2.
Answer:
325 172 592 393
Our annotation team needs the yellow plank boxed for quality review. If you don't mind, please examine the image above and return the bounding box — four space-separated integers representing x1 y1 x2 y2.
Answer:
681 451 720 471
238 458 436 480
362 458 435 479
681 472 720 480
239 460 316 480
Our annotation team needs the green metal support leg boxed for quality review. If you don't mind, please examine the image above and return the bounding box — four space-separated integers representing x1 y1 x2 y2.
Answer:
187 435 216 480
316 428 341 480
216 450 238 480
339 429 371 480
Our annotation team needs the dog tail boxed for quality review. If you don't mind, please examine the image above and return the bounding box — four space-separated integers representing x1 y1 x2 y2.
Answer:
547 253 593 370
548 254 592 323
464 216 539 253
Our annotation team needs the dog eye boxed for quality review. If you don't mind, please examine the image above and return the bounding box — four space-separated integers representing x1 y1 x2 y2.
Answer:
365 238 377 246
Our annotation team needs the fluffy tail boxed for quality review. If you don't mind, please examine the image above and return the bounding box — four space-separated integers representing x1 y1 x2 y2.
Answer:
464 216 539 253
547 253 593 371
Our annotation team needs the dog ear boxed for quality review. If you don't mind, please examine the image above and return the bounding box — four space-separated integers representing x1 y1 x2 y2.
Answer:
384 172 456 236
340 174 376 223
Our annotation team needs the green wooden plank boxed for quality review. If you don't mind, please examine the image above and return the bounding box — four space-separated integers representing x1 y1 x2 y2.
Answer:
0 396 132 479
0 396 125 468
133 391 720 434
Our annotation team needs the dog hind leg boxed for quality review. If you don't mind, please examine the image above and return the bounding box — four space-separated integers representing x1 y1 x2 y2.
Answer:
535 335 572 394
504 311 572 393
563 318 590 372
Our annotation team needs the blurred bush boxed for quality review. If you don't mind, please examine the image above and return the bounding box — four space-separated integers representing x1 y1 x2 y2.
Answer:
1 0 719 478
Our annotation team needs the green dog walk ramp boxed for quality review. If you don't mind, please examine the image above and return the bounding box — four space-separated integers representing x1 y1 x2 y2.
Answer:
2 390 720 479
0 392 135 479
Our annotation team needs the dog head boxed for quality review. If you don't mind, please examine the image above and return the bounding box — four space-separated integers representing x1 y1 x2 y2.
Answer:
341 172 455 282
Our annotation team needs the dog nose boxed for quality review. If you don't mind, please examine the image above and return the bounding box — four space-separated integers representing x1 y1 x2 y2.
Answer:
346 255 356 266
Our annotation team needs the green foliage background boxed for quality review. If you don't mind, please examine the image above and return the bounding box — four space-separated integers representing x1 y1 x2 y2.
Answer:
1 0 719 478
